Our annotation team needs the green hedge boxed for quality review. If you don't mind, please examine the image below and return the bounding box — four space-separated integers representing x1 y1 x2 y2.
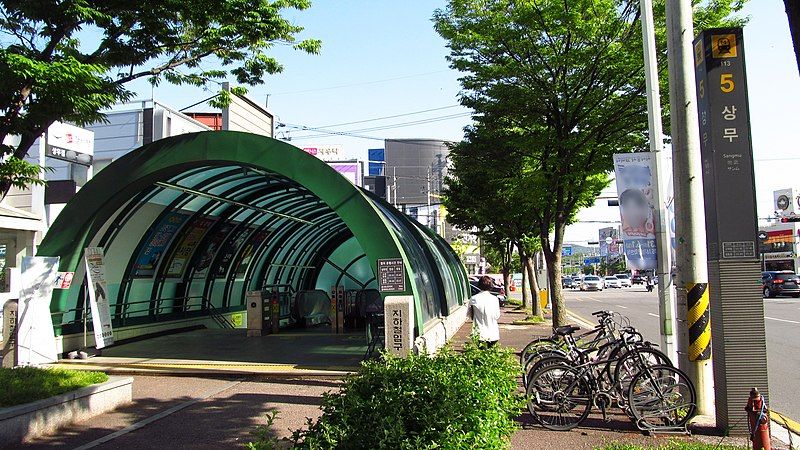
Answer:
0 367 108 408
599 443 747 450
289 340 524 449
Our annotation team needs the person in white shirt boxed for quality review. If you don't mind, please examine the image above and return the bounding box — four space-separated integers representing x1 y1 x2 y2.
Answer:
468 276 501 347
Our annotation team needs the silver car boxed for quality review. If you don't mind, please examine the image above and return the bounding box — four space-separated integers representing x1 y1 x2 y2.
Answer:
580 275 604 291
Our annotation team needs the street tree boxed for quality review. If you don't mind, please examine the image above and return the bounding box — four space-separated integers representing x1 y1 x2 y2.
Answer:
435 0 746 326
0 0 320 194
442 125 531 298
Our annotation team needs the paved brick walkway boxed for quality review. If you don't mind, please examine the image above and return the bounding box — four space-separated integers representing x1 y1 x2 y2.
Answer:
15 305 786 449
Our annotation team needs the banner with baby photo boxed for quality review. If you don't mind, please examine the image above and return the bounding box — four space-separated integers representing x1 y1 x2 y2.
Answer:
613 153 658 270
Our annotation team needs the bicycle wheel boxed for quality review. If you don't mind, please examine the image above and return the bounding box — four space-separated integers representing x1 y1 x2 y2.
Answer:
614 347 673 404
520 337 561 365
626 364 696 429
524 354 571 388
526 363 592 431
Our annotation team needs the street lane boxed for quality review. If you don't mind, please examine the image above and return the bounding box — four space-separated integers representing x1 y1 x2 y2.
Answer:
563 287 800 422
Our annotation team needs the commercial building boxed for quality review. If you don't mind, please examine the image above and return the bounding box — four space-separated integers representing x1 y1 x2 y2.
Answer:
760 188 800 272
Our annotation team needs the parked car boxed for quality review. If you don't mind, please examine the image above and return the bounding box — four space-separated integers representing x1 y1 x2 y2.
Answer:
631 274 644 285
580 275 604 291
762 271 800 298
603 275 622 288
562 277 577 289
614 273 632 287
469 280 508 306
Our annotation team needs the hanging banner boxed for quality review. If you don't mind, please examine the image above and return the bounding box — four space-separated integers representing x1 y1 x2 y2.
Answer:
613 153 658 270
17 257 60 365
84 247 114 349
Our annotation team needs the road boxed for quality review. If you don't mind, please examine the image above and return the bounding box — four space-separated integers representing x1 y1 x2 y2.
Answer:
562 286 800 422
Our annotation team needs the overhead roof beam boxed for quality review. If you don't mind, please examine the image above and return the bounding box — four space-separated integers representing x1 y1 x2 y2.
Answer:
154 181 315 225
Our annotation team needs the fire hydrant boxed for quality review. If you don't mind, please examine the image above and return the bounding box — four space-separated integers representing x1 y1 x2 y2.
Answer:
745 387 771 450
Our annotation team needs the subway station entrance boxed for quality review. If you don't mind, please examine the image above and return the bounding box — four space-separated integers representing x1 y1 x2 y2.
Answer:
38 132 468 371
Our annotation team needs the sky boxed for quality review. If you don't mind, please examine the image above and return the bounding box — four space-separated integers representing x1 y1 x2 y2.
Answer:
127 0 800 244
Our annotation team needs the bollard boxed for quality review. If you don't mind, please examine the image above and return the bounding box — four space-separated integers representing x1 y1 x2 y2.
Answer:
745 387 771 450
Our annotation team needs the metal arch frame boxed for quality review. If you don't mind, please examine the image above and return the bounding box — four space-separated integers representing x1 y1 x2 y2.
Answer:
237 202 335 302
215 190 333 305
116 168 271 319
38 131 468 332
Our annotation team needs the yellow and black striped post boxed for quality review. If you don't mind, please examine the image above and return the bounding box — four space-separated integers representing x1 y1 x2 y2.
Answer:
687 282 711 361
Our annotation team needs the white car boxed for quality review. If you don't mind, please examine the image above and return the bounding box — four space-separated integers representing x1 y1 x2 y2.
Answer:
604 276 622 288
614 273 632 287
580 275 604 291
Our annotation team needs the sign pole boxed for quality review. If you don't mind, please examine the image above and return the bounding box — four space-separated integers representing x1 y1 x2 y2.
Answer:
640 0 677 364
665 0 714 417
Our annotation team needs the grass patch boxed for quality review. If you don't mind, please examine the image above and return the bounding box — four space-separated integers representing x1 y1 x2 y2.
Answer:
0 367 108 408
506 297 522 306
598 442 746 450
512 315 546 325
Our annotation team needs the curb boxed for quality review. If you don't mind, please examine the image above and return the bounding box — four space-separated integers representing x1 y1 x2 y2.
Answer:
0 376 132 445
49 361 355 378
771 410 800 449
566 309 596 329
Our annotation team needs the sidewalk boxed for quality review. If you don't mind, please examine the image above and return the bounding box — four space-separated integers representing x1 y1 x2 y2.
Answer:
16 305 789 449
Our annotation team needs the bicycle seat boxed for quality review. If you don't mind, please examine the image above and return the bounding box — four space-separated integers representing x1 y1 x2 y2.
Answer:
553 325 581 336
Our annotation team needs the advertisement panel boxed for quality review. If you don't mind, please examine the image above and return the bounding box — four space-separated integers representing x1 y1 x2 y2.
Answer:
235 229 271 277
84 247 114 349
164 216 217 278
133 211 191 277
598 227 620 257
613 153 658 270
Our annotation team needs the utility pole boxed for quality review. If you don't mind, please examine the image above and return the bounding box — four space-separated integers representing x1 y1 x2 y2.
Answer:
426 168 432 228
640 0 678 364
665 0 714 417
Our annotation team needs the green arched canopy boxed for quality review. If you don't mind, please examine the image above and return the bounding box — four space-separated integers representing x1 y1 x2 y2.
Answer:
38 132 468 337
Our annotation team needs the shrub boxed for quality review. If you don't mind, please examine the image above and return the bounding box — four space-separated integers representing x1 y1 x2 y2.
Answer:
0 367 108 408
290 339 524 449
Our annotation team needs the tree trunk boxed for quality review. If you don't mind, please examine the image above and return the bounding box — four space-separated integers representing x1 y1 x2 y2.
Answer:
520 250 530 309
786 0 800 75
527 252 542 318
501 240 512 297
542 222 567 326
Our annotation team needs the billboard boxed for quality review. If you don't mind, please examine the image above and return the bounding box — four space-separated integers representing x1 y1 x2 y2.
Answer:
613 153 657 270
303 145 343 161
329 162 361 186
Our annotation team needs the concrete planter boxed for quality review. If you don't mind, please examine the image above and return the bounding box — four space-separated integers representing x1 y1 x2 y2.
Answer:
0 375 132 445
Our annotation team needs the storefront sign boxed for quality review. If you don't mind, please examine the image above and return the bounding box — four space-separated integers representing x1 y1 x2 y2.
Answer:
85 247 114 349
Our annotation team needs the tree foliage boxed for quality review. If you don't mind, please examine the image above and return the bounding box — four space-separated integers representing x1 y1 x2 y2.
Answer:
0 0 320 191
435 0 746 325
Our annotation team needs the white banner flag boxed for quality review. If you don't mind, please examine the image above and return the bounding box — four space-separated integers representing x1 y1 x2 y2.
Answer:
17 257 60 365
613 153 658 270
84 247 114 349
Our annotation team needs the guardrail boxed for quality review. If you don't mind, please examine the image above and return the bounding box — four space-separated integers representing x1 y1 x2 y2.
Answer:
50 295 240 329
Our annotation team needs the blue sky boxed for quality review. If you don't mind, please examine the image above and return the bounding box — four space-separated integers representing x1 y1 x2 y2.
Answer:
127 0 800 243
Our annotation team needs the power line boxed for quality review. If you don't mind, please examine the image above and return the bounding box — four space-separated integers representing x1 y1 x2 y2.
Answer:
269 70 451 96
282 112 472 141
315 105 463 128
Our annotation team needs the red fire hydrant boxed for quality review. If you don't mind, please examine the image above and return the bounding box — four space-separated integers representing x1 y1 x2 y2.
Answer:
745 387 771 450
